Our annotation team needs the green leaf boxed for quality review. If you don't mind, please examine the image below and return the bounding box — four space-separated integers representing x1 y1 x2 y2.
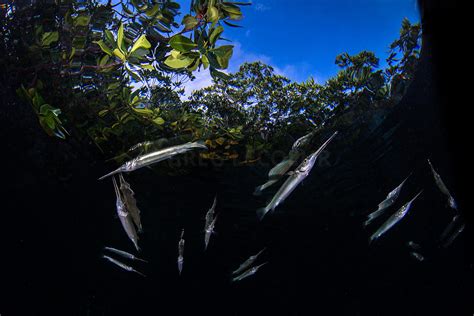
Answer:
209 25 224 45
210 45 233 68
94 40 113 56
99 54 110 66
210 68 231 80
74 15 91 27
221 3 242 15
207 6 219 23
113 48 126 61
105 30 115 45
182 15 199 30
201 55 210 69
132 107 154 116
41 32 59 46
98 109 109 117
146 4 160 17
153 117 165 125
169 35 197 53
117 23 125 53
223 20 242 28
164 54 195 68
130 34 151 53
140 63 155 70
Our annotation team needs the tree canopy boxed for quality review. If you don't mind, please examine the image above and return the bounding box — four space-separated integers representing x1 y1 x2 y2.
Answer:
0 0 421 167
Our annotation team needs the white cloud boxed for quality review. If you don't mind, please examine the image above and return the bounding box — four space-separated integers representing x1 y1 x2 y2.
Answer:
182 68 215 98
254 2 271 12
181 41 319 99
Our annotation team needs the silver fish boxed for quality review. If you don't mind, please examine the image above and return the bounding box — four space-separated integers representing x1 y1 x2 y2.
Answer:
442 223 465 248
410 252 425 262
232 248 266 276
256 131 338 220
364 174 411 226
103 246 147 263
127 138 170 154
439 214 461 242
254 130 317 196
178 229 185 275
112 177 140 251
369 190 423 243
292 130 317 150
427 159 458 211
99 141 207 180
118 174 143 232
407 241 421 251
232 262 267 283
204 215 218 250
204 196 217 231
102 254 146 277
254 157 298 196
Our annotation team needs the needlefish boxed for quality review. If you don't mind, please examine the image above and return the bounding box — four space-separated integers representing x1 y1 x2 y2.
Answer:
112 177 140 251
232 248 266 276
232 262 268 283
99 141 207 180
102 254 146 277
364 173 411 226
118 174 143 232
177 229 185 275
256 131 338 220
369 190 423 244
427 159 458 211
254 130 318 196
103 246 147 262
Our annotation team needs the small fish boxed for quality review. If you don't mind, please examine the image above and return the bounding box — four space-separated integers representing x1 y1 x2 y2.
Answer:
112 177 140 251
118 174 143 232
410 251 425 262
232 248 266 276
427 159 458 211
442 224 465 248
178 229 185 275
364 174 411 226
291 130 317 150
99 141 208 180
102 254 146 277
204 215 218 250
254 157 298 196
369 190 423 244
257 131 338 220
439 214 461 242
204 196 217 231
254 130 317 196
103 246 147 263
407 241 421 251
232 262 267 283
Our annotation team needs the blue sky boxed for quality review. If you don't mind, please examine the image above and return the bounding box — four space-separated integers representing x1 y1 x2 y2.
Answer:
180 0 420 95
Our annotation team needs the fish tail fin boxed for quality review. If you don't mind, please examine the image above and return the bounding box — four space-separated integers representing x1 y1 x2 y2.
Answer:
133 241 140 252
192 140 208 150
256 207 269 221
253 185 265 196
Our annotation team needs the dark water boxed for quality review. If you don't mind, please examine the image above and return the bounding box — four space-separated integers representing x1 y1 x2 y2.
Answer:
1 121 471 315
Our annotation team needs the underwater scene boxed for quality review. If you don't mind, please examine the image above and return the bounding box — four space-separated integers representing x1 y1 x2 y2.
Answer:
0 0 471 315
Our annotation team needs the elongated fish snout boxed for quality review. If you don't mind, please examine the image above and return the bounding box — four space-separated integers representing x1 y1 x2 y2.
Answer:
98 168 122 180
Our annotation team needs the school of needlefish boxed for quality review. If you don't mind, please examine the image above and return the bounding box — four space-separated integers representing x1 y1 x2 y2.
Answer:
98 130 464 283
